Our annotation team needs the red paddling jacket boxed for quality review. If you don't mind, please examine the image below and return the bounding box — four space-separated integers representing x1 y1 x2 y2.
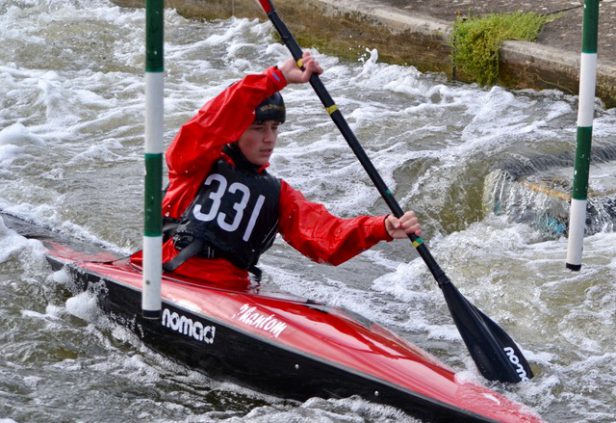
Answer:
131 66 392 289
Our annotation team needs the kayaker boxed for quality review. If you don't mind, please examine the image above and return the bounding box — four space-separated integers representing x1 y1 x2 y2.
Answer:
131 52 421 289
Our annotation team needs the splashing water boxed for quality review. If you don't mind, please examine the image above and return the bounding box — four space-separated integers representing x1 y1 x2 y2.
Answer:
1 1 616 422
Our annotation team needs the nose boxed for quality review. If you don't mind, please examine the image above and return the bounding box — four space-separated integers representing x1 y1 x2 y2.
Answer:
263 126 277 144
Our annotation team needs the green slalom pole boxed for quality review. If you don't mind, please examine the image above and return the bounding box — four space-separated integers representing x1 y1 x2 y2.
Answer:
566 0 599 271
142 0 164 318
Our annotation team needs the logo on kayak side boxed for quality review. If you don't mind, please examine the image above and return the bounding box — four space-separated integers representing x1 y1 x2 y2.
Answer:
232 304 287 338
161 308 216 345
504 346 529 381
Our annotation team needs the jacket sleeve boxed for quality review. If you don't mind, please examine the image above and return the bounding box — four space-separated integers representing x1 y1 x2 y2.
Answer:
278 180 393 265
166 66 287 177
163 66 287 218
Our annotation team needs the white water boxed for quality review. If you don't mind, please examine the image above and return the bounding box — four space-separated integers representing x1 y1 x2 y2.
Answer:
1 1 616 422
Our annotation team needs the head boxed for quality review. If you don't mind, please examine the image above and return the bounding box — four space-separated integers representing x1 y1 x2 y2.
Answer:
237 92 285 166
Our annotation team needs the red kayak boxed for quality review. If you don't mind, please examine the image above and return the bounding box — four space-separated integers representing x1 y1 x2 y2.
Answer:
3 211 541 422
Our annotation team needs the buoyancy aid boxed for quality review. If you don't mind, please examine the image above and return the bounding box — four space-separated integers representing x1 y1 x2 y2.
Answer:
166 144 280 272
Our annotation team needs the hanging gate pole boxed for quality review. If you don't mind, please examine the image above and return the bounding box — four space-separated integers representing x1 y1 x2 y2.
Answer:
566 0 599 271
142 0 164 318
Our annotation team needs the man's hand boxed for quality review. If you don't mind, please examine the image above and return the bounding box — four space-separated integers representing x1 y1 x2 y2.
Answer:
385 211 422 239
279 51 323 84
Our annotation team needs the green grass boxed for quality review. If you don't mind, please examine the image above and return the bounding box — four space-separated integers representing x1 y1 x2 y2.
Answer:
452 12 551 86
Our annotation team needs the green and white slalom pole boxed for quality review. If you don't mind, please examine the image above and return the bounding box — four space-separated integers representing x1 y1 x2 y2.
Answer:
142 0 164 318
566 0 599 271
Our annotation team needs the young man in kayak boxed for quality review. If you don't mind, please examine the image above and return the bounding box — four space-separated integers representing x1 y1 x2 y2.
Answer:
132 52 421 290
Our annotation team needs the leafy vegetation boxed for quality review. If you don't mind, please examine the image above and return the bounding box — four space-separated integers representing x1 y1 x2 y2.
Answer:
452 12 551 86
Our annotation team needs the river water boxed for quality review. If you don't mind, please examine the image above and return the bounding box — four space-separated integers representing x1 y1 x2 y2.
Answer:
1 1 615 422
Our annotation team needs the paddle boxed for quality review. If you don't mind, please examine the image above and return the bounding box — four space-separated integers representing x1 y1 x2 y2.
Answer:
255 0 533 383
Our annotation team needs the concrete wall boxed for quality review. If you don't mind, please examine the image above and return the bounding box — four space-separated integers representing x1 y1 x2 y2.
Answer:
499 41 616 107
114 0 616 108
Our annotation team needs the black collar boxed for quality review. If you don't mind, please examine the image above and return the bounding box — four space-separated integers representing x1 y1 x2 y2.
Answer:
223 143 266 174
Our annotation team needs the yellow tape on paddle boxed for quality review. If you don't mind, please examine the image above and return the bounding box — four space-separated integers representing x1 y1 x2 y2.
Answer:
326 104 338 115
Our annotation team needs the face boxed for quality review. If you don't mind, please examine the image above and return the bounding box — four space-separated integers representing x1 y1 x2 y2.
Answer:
237 120 279 166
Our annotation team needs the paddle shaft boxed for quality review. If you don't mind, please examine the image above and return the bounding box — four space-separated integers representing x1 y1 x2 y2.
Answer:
267 8 449 287
257 0 533 383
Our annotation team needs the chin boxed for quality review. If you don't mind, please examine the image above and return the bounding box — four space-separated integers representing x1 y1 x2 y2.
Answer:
249 158 268 166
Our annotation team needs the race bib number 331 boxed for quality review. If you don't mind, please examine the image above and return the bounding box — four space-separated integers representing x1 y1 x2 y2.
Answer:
192 173 265 242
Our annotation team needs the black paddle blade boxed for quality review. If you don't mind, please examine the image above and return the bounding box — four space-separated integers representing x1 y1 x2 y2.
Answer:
440 281 534 383
475 305 534 381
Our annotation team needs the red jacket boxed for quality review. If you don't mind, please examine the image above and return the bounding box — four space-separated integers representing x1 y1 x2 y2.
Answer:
132 66 392 289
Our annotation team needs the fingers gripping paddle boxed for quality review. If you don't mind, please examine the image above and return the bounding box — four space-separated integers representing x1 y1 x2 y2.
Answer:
255 0 533 383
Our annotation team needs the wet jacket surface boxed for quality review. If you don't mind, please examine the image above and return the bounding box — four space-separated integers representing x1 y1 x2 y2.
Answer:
131 66 391 289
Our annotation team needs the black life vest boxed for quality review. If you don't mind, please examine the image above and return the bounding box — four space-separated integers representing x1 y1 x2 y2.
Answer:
169 144 280 271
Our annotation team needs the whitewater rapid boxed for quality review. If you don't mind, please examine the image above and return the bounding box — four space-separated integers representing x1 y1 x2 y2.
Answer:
1 1 615 422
